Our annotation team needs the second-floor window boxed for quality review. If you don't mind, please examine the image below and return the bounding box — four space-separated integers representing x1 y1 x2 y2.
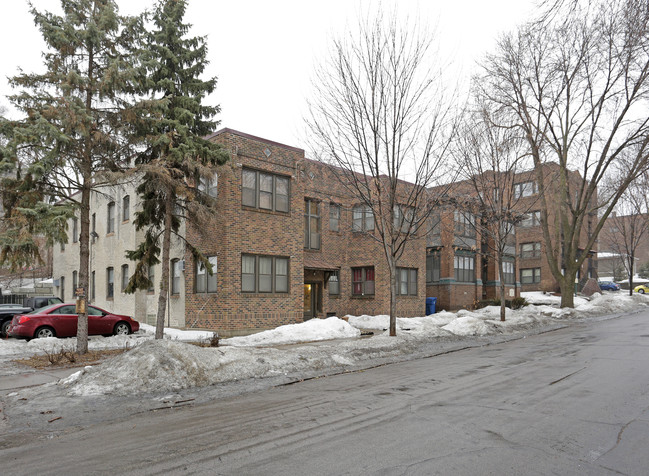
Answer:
199 175 218 198
394 205 415 233
454 211 476 238
107 202 115 234
352 266 375 296
519 211 541 228
329 203 340 232
72 217 78 243
242 168 290 212
520 242 542 258
304 199 321 250
122 195 130 222
352 205 374 232
514 181 537 198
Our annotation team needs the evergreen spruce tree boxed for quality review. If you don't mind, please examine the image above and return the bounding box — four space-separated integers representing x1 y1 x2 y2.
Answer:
0 0 142 353
125 0 228 339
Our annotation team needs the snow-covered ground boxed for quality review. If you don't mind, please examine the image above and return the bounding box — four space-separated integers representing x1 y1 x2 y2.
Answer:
2 291 647 397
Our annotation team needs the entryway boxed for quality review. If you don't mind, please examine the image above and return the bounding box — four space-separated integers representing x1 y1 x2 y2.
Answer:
304 282 320 320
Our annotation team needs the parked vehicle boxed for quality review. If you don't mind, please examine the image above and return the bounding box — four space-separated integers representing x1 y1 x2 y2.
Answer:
0 295 63 338
8 303 139 339
634 284 649 294
599 281 620 291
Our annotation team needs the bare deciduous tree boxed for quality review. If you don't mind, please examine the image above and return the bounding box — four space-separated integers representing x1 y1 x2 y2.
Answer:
478 0 649 307
306 10 456 335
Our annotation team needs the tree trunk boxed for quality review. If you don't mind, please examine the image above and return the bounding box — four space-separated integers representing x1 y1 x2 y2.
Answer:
389 259 397 337
559 273 576 308
498 254 506 322
155 191 173 340
76 184 91 354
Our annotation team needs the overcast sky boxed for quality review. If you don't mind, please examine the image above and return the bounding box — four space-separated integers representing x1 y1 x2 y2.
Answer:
0 0 537 152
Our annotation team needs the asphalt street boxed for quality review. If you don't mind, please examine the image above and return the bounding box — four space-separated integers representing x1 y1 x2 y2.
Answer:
2 310 649 475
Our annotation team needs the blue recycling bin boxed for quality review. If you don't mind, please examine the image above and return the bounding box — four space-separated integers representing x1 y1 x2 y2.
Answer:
426 297 437 315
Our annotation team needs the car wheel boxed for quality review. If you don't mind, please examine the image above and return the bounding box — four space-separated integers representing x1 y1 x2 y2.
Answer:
639 289 645 294
34 326 56 339
113 322 131 336
1 320 11 338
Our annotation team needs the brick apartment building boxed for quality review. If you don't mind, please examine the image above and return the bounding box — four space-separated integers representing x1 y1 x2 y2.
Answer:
52 129 597 334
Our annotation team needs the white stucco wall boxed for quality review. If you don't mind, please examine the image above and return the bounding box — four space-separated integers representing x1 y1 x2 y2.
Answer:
52 181 186 328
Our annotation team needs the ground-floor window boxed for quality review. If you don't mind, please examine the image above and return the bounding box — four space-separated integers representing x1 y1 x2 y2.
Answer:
520 267 541 284
352 266 375 296
397 267 418 295
426 249 440 283
502 258 515 285
454 252 475 283
242 254 289 293
328 270 340 295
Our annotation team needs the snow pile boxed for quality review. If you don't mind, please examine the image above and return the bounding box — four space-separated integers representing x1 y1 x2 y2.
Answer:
522 291 589 306
138 323 215 342
224 316 360 346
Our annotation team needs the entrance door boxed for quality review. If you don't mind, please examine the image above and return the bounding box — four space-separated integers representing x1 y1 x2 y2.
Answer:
304 283 318 320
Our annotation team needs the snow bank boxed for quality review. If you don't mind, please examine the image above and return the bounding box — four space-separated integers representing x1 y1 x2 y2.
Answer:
223 316 360 346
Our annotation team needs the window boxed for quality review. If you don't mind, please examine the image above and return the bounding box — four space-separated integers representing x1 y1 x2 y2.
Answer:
519 211 541 228
329 203 340 232
121 264 129 292
72 217 78 243
514 181 537 198
304 199 321 250
426 249 441 283
454 211 476 238
520 242 542 259
60 276 65 301
454 252 475 283
429 212 441 235
107 202 115 234
352 266 375 296
502 258 515 285
328 270 340 295
521 267 541 284
171 259 182 295
397 268 418 295
91 271 95 301
147 266 155 293
106 267 114 299
195 256 218 293
241 254 289 293
394 205 415 233
198 174 218 198
352 205 374 232
122 195 130 221
91 213 96 241
72 270 78 293
242 168 289 212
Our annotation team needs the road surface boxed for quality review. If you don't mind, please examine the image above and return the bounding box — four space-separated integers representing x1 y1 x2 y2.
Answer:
2 310 649 475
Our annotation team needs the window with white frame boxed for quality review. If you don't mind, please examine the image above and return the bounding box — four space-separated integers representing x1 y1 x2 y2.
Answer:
122 195 130 221
72 217 78 243
198 175 218 198
195 256 218 293
502 258 515 284
328 270 340 295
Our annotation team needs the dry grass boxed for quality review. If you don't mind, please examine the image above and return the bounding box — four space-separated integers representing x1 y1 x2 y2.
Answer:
15 348 129 370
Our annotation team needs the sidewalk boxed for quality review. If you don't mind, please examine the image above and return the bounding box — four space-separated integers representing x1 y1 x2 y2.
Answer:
0 366 79 395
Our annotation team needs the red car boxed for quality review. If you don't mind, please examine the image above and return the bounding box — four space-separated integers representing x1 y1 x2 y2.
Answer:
8 303 139 339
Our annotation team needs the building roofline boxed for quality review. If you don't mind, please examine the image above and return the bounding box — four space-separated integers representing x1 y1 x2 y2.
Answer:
206 128 305 154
